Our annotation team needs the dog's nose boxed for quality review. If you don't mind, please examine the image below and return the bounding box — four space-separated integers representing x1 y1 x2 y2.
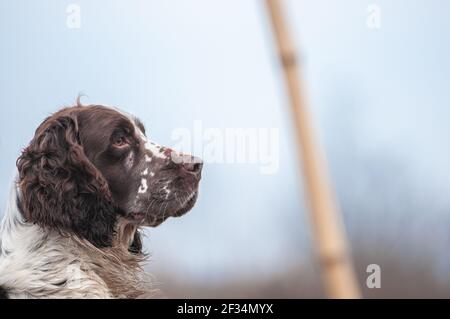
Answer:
168 150 203 175
181 156 203 174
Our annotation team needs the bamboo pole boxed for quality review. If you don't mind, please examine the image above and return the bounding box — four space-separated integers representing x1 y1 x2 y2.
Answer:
265 0 361 298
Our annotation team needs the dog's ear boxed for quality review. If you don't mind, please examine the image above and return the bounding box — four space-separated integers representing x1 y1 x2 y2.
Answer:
17 112 117 247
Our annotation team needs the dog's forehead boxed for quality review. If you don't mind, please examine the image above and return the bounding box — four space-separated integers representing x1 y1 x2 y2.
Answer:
134 118 146 135
110 107 146 135
111 106 168 160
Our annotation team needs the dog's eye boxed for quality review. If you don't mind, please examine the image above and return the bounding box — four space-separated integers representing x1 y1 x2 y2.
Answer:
113 135 128 147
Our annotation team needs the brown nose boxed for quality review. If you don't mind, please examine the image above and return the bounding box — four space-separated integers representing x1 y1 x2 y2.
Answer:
181 156 203 174
168 150 203 175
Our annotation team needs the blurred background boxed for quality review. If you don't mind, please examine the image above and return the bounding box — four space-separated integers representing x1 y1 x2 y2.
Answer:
1 0 449 298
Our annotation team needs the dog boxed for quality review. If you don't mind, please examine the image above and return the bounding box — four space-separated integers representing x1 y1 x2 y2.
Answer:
0 102 202 298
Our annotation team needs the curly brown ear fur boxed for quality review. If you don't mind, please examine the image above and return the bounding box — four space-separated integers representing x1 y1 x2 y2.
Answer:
17 109 117 247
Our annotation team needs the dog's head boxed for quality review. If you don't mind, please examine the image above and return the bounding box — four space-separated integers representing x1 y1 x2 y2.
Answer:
17 104 202 247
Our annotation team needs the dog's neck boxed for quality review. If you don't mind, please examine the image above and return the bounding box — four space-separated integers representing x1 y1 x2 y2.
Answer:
115 217 140 250
0 178 153 298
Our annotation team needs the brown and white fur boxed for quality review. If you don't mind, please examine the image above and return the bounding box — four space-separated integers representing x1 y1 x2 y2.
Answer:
0 102 202 298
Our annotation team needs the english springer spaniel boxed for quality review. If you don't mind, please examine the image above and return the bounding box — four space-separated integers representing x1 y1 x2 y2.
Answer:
0 103 202 298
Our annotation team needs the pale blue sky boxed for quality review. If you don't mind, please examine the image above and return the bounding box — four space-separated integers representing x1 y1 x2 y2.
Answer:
1 0 449 284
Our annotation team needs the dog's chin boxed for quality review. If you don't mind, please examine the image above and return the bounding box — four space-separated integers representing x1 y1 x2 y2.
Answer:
172 190 199 217
132 191 199 227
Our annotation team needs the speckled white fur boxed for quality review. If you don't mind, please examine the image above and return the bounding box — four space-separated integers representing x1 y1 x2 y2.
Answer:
137 178 148 194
